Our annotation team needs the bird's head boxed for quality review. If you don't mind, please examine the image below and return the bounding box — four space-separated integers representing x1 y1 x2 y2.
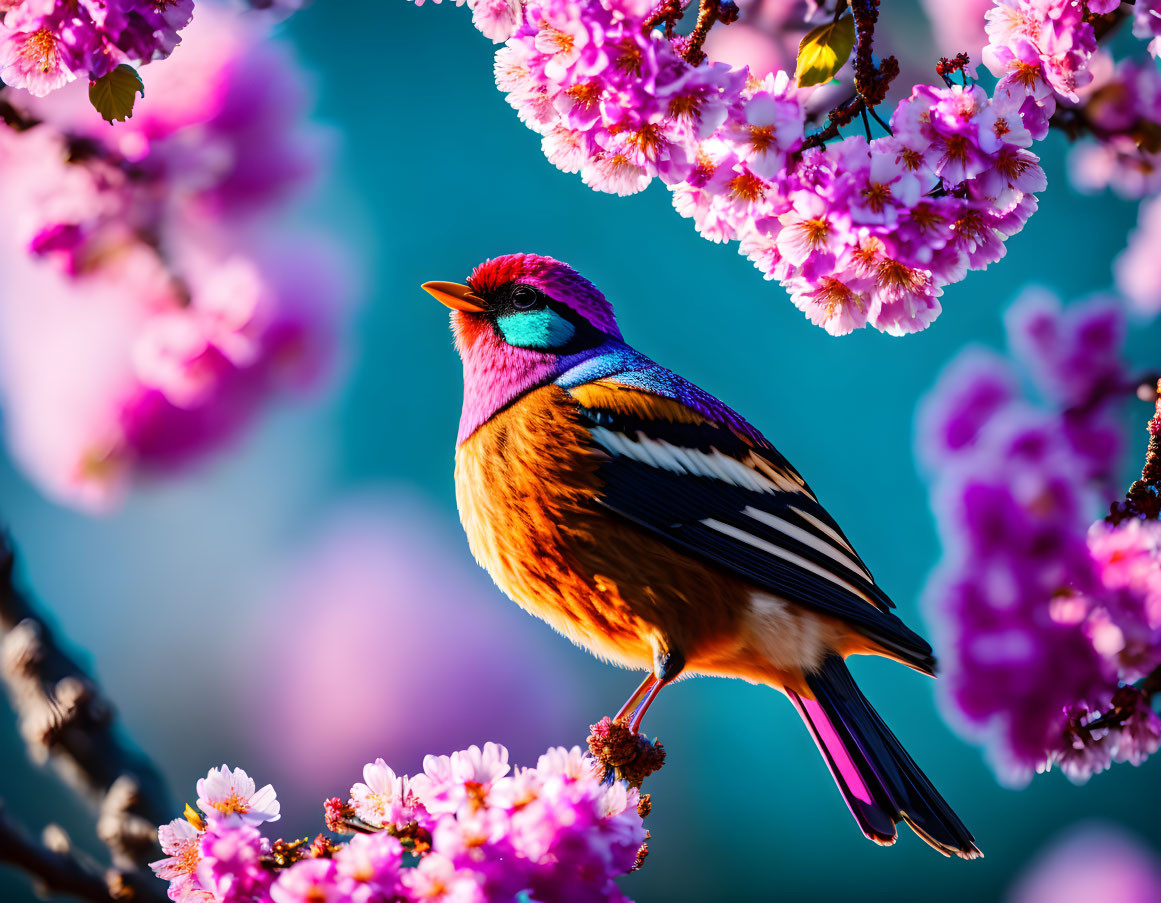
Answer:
423 253 622 355
424 254 624 444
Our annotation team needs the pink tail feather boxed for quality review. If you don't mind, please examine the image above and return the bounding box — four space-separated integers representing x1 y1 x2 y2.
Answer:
787 654 981 859
788 691 899 846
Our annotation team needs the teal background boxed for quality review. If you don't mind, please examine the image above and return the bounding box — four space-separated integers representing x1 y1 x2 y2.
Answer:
2 3 1161 901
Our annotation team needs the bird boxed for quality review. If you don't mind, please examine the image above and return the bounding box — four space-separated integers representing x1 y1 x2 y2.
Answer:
423 252 981 859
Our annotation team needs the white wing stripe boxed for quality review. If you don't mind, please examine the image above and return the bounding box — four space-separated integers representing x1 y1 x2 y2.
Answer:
742 505 872 582
750 455 814 497
790 506 857 554
588 427 798 495
701 517 875 605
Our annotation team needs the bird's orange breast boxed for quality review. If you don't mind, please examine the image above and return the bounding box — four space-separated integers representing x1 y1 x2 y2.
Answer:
453 385 757 674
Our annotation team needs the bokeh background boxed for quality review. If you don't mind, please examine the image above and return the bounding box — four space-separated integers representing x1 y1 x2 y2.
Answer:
3 2 1161 901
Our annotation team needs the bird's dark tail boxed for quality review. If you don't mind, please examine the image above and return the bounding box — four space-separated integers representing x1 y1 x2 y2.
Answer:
786 653 982 860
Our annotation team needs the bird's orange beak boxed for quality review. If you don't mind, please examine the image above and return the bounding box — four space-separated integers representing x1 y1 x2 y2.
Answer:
422 281 487 313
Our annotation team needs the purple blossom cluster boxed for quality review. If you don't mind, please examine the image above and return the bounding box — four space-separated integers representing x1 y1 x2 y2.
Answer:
0 0 193 97
0 9 343 511
422 0 1058 336
152 746 648 903
918 287 1161 787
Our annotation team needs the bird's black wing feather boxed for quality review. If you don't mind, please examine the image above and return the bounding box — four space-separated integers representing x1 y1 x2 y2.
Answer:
570 383 935 673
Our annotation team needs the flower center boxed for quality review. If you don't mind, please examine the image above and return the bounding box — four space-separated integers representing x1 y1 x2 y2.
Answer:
748 126 776 153
899 147 924 171
861 181 892 213
729 171 766 202
875 258 926 294
210 790 250 816
464 781 489 812
816 278 863 317
565 80 601 109
540 25 574 55
952 209 988 243
176 839 201 875
615 41 643 76
798 217 830 247
22 29 59 73
626 123 668 160
908 202 945 233
1014 60 1042 89
994 146 1030 181
668 93 703 121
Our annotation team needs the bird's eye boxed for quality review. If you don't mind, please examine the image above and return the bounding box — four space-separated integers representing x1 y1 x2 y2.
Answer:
511 286 540 310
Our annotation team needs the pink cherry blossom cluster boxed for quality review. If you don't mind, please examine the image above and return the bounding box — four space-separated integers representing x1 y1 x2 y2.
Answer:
0 0 193 97
982 1 1161 201
152 746 648 903
981 0 1102 137
919 288 1161 787
0 9 343 512
418 0 1059 336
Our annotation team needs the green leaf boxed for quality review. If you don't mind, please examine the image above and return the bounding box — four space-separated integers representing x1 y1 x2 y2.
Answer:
88 65 144 124
795 15 856 88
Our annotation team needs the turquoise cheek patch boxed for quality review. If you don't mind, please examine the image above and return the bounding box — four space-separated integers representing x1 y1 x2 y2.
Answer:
496 309 576 349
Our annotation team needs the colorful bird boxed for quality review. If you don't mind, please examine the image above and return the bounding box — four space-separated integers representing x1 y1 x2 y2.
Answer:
424 253 981 859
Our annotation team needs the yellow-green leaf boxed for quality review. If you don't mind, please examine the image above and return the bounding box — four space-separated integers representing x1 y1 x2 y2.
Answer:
88 65 144 124
795 15 856 88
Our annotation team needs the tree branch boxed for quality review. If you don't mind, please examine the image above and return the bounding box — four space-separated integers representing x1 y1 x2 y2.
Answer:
0 805 164 903
0 532 173 899
1108 377 1161 523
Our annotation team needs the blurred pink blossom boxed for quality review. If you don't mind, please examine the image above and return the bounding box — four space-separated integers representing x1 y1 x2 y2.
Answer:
1009 824 1161 903
0 7 348 512
919 0 992 60
1115 195 1161 319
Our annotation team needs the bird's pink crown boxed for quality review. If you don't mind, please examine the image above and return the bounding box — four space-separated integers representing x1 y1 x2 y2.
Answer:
467 254 622 339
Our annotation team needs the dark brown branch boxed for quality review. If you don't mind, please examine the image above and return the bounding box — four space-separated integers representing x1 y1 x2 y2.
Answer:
0 806 167 903
642 0 684 38
798 95 866 152
1108 376 1161 523
0 807 120 903
673 0 739 66
850 0 897 107
0 532 173 898
798 0 898 152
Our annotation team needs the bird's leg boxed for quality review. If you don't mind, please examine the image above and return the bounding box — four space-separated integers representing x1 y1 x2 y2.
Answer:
624 647 685 735
626 681 665 735
614 673 657 723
